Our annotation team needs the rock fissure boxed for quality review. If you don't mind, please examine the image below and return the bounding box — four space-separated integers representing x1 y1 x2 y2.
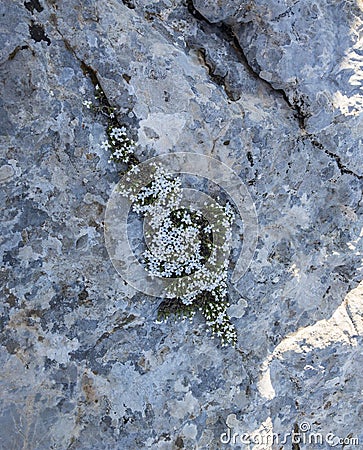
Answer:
187 0 362 181
186 0 307 126
310 137 362 180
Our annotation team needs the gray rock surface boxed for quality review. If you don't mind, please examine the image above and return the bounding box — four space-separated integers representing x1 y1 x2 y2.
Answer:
0 0 362 449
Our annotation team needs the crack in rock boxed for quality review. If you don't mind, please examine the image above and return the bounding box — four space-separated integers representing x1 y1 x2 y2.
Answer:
195 47 236 101
48 14 106 101
309 137 362 180
48 11 140 167
7 45 30 62
188 0 361 180
186 0 305 122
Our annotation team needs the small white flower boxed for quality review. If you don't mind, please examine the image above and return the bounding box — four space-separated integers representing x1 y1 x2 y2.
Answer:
101 140 111 150
82 100 92 109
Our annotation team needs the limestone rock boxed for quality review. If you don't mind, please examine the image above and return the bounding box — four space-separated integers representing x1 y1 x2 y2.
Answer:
0 0 362 448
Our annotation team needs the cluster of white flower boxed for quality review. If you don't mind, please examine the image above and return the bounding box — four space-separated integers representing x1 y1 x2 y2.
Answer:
120 163 238 346
83 83 117 121
105 125 136 164
202 290 237 346
86 78 238 346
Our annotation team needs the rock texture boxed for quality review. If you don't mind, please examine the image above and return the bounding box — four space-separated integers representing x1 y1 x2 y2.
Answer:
0 0 362 449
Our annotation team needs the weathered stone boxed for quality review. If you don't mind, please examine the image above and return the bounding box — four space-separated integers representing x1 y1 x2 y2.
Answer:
0 0 362 448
